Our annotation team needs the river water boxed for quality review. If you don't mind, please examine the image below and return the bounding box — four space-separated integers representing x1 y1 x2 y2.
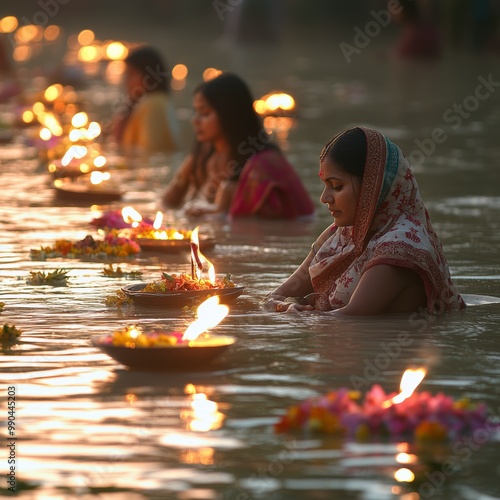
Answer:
1 21 500 500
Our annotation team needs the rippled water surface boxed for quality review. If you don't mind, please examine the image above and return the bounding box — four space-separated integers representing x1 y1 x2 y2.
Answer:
1 30 500 500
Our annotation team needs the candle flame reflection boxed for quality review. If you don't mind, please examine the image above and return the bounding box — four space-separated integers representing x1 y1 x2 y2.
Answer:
394 468 415 483
181 385 224 433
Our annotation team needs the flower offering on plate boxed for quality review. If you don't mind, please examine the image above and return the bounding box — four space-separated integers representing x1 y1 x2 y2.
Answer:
93 297 235 370
30 234 140 260
120 272 244 307
91 207 216 252
274 369 499 442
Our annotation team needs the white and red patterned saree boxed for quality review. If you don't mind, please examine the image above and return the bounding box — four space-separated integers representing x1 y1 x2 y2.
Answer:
310 127 465 314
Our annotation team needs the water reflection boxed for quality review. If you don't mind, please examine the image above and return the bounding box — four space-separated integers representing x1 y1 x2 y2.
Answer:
2 31 500 500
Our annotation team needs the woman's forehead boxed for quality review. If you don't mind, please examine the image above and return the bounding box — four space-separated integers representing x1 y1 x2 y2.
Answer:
319 158 350 180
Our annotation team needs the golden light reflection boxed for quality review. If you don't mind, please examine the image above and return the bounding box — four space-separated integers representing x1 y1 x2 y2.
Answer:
383 368 426 408
86 121 101 139
125 393 137 405
181 386 224 433
77 29 95 45
39 127 52 141
61 145 87 166
394 468 415 483
44 25 61 41
15 25 41 43
203 68 222 81
172 64 188 80
180 447 214 465
38 112 63 136
93 155 106 168
0 16 18 33
263 117 295 137
105 41 128 60
90 171 110 185
22 110 34 123
33 102 45 115
78 45 100 63
255 92 296 117
396 452 417 465
105 60 126 84
71 111 88 128
171 79 186 91
44 84 63 102
68 129 82 142
13 45 32 62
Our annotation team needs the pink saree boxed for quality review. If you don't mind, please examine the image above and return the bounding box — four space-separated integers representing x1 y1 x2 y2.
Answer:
309 127 465 313
229 149 315 218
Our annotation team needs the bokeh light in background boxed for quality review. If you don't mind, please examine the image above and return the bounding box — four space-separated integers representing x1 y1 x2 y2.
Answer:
202 67 222 81
0 15 18 33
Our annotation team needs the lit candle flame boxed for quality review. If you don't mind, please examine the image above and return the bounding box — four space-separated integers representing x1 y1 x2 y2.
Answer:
153 211 163 230
383 368 426 408
90 171 110 185
61 145 87 166
71 111 88 128
121 206 142 227
190 226 215 284
128 327 140 339
182 295 229 342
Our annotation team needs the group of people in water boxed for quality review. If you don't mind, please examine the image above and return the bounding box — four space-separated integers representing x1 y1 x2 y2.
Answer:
113 44 465 318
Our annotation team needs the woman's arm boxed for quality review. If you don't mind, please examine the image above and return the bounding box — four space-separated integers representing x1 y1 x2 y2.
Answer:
162 155 194 208
184 179 238 216
262 249 316 312
329 264 427 316
266 224 337 313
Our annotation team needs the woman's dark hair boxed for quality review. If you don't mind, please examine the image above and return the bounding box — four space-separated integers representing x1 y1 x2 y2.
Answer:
194 72 274 181
398 0 420 23
125 45 171 94
325 127 367 178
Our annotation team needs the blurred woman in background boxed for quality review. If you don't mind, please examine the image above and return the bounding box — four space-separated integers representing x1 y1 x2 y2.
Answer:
162 72 314 219
113 45 179 155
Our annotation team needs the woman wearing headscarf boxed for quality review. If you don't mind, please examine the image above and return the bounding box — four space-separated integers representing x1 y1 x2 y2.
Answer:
265 126 465 315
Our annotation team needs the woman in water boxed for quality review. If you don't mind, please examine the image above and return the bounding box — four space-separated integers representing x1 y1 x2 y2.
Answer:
113 45 179 155
162 72 314 219
265 126 465 315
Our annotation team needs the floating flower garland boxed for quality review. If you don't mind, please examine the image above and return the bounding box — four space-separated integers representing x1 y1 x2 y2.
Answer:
274 384 498 442
30 234 140 260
